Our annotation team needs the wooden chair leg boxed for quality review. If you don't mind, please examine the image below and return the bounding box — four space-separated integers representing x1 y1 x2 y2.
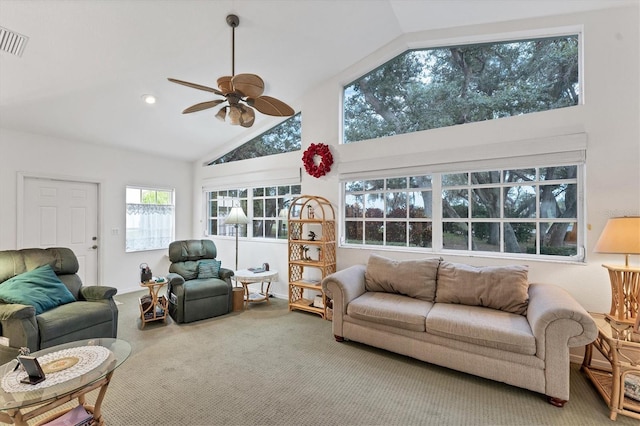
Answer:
547 396 567 407
334 335 344 342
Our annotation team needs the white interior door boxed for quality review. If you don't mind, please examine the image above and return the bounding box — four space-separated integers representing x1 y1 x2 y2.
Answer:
22 178 99 285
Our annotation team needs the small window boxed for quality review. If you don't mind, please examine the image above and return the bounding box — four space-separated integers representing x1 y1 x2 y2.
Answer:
126 186 175 252
209 113 302 164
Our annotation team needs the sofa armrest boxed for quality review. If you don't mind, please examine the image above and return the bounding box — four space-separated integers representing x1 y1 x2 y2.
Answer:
0 304 39 351
0 303 35 320
526 282 597 401
322 264 367 338
80 286 117 301
527 283 597 355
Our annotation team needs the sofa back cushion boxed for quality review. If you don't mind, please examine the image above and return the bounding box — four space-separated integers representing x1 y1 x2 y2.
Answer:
435 261 529 315
364 254 440 302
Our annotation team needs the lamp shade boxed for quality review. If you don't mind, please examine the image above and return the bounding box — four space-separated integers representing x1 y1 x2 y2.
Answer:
594 217 640 255
224 206 249 225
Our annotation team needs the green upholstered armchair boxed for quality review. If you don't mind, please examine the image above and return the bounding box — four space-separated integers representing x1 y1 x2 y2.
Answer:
0 248 118 363
166 240 234 323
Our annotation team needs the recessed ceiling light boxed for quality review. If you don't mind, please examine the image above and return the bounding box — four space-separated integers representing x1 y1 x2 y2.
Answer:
141 94 156 104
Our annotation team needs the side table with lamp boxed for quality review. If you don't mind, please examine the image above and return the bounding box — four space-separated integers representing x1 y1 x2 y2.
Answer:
581 216 640 420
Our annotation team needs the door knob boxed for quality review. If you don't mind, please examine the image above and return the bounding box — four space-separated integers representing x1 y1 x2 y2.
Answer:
92 245 98 250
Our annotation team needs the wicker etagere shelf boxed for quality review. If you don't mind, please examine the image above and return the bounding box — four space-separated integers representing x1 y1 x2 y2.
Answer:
287 195 336 320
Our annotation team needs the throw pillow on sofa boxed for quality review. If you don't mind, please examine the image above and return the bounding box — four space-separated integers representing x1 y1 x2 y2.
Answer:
435 261 529 315
364 253 440 302
0 264 76 315
198 259 221 279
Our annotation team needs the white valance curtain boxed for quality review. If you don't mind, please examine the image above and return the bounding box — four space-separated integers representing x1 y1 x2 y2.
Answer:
126 204 174 252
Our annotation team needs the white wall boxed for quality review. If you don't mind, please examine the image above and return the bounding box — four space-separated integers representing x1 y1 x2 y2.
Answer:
0 128 193 294
194 5 640 312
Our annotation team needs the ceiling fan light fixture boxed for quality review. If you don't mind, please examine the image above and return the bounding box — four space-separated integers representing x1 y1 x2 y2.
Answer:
228 105 242 125
215 107 227 121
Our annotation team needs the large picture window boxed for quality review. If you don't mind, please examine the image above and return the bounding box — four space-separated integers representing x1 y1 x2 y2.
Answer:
126 186 175 252
343 164 582 260
343 34 579 143
206 184 301 239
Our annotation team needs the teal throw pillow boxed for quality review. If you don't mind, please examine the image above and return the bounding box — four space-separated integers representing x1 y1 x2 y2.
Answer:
0 265 76 315
198 260 221 279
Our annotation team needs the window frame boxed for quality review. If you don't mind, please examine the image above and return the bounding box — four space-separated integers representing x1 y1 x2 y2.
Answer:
340 162 585 263
205 184 301 240
339 26 584 145
125 186 175 253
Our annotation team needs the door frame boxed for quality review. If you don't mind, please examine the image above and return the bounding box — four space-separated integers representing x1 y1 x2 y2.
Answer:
16 172 104 285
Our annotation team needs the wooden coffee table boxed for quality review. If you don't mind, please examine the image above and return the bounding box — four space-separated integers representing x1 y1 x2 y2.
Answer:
0 338 130 426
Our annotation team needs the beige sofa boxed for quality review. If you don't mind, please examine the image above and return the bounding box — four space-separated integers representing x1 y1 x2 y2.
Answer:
322 254 597 406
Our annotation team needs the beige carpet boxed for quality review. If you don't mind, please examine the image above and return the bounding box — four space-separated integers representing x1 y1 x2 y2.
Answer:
54 290 638 425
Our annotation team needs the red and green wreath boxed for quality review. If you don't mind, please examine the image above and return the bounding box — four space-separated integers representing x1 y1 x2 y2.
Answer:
302 143 333 178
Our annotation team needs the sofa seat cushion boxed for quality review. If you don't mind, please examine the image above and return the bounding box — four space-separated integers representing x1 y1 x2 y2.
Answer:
184 278 228 301
36 301 113 340
347 292 434 332
425 303 536 355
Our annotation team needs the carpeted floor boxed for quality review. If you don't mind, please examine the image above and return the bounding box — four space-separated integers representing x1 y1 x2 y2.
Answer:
44 290 639 425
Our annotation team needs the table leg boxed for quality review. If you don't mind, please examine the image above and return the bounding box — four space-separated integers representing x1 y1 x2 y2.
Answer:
242 282 250 310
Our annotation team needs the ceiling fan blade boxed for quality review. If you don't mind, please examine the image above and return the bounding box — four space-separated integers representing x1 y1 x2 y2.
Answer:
217 76 233 95
182 99 225 114
168 78 223 95
239 105 255 128
249 96 295 117
231 73 264 98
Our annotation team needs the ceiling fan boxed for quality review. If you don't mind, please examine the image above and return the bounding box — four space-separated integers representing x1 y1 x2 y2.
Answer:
168 14 294 128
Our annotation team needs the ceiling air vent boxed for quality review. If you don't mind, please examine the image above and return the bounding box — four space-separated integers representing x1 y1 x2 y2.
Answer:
0 26 28 57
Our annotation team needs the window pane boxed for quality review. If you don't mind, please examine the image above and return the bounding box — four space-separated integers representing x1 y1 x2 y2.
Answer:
253 199 264 217
265 199 277 217
443 173 468 187
253 220 264 238
253 188 264 197
365 194 384 218
409 191 431 218
472 188 500 218
540 184 576 218
409 175 432 189
443 189 468 218
210 113 301 164
504 169 536 183
365 221 383 245
472 222 500 252
409 222 432 248
540 222 577 256
346 181 364 192
386 177 407 190
343 36 579 144
386 192 407 218
345 194 363 218
471 171 500 184
504 186 536 218
539 166 577 181
442 222 468 250
505 222 536 254
345 221 363 244
386 222 407 246
365 179 384 191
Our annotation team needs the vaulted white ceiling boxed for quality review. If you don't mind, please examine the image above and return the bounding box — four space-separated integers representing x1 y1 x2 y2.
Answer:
0 0 634 162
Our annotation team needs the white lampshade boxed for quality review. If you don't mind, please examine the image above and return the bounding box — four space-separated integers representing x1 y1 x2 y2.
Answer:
224 206 249 225
594 216 640 266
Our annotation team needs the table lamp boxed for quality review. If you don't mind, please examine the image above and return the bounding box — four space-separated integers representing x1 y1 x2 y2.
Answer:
224 205 249 271
593 216 640 324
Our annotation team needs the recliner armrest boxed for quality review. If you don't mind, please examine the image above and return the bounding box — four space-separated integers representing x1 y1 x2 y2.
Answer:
0 303 36 320
218 268 234 280
167 272 185 286
80 286 117 301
